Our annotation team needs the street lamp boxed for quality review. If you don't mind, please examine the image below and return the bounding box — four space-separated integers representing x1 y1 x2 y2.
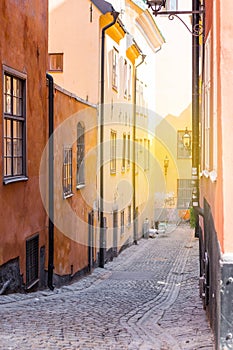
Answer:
164 155 169 176
146 0 204 36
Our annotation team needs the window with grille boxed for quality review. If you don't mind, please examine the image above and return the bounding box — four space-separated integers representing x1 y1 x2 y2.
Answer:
49 53 63 72
26 234 39 289
110 130 116 174
177 179 193 209
77 122 85 187
3 69 27 184
63 146 73 198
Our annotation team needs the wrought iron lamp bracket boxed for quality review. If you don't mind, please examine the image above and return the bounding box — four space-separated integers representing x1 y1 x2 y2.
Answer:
146 2 205 37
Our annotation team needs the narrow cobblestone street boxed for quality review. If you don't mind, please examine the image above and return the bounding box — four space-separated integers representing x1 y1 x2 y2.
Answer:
0 224 215 350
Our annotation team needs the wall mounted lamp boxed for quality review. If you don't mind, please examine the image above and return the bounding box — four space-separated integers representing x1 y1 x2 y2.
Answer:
146 0 205 36
164 155 169 176
182 127 191 150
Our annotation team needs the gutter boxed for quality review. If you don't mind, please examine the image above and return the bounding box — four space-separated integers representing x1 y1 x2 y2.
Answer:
133 54 146 245
99 11 119 268
46 73 55 290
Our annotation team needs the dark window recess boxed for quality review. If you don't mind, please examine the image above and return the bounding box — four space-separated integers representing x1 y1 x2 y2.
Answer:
26 234 39 289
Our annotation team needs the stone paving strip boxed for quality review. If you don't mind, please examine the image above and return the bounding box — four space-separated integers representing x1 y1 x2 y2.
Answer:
0 224 215 349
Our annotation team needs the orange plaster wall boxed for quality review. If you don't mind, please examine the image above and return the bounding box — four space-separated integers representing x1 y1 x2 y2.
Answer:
200 0 233 254
53 88 97 276
0 0 48 280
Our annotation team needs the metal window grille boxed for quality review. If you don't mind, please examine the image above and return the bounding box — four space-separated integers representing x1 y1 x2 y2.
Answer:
3 72 26 179
177 179 193 209
26 234 39 289
63 146 72 197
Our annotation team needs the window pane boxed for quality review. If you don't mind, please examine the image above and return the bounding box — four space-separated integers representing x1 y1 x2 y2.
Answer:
13 78 22 98
4 75 12 114
13 156 23 175
13 120 22 138
13 97 23 116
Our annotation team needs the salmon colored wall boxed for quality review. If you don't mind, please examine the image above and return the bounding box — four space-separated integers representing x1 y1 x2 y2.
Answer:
49 0 99 104
52 88 97 276
0 0 48 281
200 0 233 253
219 0 233 253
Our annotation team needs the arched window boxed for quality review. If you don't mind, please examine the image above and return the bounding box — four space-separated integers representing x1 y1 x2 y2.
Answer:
77 122 85 187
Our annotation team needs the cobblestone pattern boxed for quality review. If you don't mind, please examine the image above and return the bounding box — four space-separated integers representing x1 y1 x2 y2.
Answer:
0 224 215 349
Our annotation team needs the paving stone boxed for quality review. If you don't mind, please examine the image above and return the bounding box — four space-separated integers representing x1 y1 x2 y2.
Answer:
0 223 215 349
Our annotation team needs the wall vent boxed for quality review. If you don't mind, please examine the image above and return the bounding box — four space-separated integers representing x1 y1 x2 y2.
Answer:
26 234 39 289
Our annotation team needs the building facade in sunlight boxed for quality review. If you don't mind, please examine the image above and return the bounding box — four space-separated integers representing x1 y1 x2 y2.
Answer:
199 0 233 347
0 0 48 292
48 0 164 277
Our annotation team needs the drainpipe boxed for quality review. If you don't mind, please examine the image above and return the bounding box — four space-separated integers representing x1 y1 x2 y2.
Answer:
46 73 54 290
99 11 119 268
192 0 202 237
133 54 146 245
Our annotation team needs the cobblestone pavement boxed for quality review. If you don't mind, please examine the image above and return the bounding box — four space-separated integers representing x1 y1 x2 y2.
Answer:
0 224 215 349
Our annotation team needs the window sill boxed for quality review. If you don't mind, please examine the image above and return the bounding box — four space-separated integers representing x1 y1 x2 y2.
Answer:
63 193 74 199
76 184 85 190
3 176 28 185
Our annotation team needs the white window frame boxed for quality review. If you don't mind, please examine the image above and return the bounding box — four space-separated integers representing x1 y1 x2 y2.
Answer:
112 48 119 91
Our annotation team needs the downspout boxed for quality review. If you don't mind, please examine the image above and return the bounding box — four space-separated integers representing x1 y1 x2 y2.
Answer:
99 11 119 268
192 0 201 237
133 54 146 245
46 73 54 290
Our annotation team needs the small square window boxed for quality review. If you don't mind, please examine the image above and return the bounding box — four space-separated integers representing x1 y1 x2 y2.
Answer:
49 53 63 72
